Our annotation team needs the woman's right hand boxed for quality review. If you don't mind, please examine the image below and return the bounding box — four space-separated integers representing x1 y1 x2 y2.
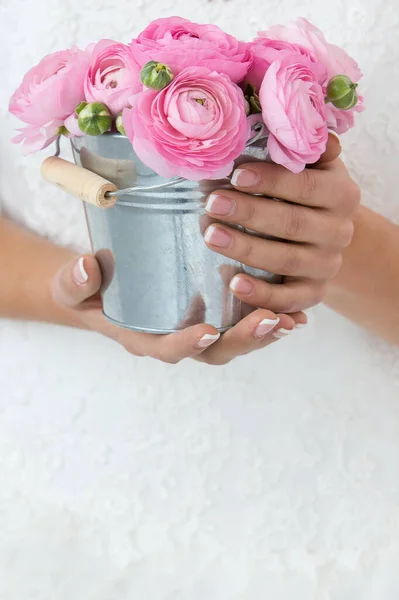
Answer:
51 254 306 365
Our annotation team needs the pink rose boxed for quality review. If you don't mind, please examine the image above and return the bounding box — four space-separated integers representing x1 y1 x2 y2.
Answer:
131 16 252 83
84 40 142 116
260 53 328 173
9 47 91 154
122 66 251 180
258 19 364 134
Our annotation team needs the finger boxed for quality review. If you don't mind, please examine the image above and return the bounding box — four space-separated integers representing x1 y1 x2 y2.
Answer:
196 309 306 365
205 191 353 248
229 158 350 210
119 324 221 364
315 132 342 165
230 274 326 313
52 255 102 309
204 224 342 279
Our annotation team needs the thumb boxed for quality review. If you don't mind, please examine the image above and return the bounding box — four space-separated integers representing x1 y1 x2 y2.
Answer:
317 131 342 165
52 254 102 309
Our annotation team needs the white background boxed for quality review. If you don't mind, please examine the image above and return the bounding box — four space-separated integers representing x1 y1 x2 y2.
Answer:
1 1 399 598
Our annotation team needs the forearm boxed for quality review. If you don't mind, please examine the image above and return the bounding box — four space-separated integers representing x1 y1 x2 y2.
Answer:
325 206 399 344
0 217 85 328
4 206 398 343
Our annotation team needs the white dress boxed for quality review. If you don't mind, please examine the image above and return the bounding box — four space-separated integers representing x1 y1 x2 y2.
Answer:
1 2 399 598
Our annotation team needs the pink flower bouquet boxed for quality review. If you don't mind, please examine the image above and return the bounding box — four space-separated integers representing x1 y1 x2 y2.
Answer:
8 16 365 334
10 16 364 177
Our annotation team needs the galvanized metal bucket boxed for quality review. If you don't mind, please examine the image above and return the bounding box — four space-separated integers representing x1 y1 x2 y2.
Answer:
71 132 280 334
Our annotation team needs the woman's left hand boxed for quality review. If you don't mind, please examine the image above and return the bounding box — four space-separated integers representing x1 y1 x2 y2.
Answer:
204 136 361 314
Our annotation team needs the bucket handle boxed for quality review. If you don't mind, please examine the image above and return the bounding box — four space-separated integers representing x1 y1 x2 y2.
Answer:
41 123 268 209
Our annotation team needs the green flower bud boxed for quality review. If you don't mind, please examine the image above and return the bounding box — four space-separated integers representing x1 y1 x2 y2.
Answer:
78 102 112 136
331 89 359 110
76 101 88 115
140 61 174 90
115 113 126 136
326 75 359 110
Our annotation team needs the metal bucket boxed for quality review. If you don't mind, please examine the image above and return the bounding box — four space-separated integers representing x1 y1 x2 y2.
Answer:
71 132 280 334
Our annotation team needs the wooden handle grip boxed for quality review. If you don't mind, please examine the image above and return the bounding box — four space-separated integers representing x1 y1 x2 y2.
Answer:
41 156 118 208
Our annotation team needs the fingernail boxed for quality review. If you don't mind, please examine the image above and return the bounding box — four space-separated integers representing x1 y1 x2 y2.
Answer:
272 327 294 339
230 275 254 296
205 193 235 216
327 129 341 143
255 317 280 338
231 168 260 188
295 323 307 329
197 333 221 348
73 257 89 286
204 225 232 248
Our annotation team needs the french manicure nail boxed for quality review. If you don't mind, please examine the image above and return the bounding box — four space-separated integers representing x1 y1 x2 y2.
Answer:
205 193 235 216
204 225 232 248
272 327 294 339
295 323 307 329
197 333 221 348
230 276 254 296
327 129 341 143
231 168 260 188
73 257 88 285
255 317 280 338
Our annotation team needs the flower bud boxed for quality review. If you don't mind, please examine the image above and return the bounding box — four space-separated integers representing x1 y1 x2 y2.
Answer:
326 75 359 110
115 113 126 136
331 89 359 110
77 102 112 136
140 61 174 90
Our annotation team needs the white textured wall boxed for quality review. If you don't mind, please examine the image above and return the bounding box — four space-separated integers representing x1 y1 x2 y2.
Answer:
1 1 399 598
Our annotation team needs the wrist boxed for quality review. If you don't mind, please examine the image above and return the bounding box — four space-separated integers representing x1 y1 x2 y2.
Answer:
0 218 88 328
328 205 377 292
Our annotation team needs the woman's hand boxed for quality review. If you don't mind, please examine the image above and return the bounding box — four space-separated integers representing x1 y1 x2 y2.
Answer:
203 135 361 314
49 136 350 365
51 254 306 365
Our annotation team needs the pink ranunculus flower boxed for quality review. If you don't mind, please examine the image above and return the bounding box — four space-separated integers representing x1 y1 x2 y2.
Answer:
247 38 322 91
11 122 64 155
84 40 142 116
122 66 251 181
131 16 252 83
325 94 365 135
9 47 91 154
260 18 362 83
258 18 364 134
63 113 85 138
260 53 328 173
